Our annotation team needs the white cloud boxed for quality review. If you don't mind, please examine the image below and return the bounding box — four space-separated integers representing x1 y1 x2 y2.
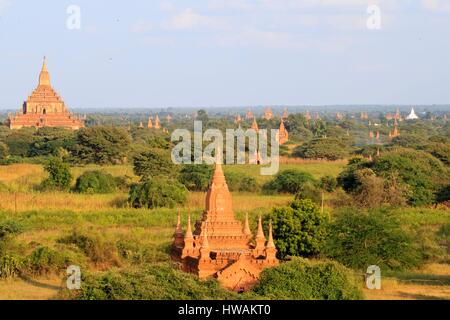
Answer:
162 8 228 31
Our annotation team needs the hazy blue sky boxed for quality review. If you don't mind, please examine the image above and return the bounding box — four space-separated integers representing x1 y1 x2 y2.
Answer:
0 0 449 109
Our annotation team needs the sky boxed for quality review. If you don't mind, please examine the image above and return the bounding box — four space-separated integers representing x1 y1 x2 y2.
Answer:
0 0 449 109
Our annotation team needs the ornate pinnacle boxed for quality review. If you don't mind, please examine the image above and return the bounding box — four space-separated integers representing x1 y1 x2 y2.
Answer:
266 220 275 249
243 213 252 236
256 215 266 240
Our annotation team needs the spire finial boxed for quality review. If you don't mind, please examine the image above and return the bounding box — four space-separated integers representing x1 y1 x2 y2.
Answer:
256 215 265 240
175 208 182 233
266 219 275 248
243 213 252 236
185 209 193 239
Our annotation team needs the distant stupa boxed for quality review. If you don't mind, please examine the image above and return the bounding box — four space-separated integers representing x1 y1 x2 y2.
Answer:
406 108 419 120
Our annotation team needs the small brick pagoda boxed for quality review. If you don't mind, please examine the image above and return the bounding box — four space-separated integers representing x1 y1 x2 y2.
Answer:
6 57 84 130
172 160 279 292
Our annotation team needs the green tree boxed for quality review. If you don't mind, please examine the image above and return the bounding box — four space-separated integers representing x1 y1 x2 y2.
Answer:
253 258 363 300
325 208 424 271
293 137 350 160
0 142 9 160
267 199 328 259
128 179 187 209
133 150 177 180
178 164 213 191
71 126 131 164
41 157 73 191
263 170 315 194
75 170 117 194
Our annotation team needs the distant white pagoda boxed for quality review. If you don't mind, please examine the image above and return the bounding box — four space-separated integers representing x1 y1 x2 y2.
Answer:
406 108 419 120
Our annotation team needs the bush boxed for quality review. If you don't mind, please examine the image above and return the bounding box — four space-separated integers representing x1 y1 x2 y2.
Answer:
293 138 350 160
325 208 425 271
319 175 337 193
267 200 328 259
41 157 73 191
372 148 448 206
178 164 213 191
224 172 260 192
0 142 9 160
71 126 131 165
238 176 260 192
67 264 238 300
128 179 188 209
58 230 121 267
75 170 117 194
263 170 315 194
294 182 322 204
253 258 363 300
0 255 23 279
23 246 74 275
133 150 177 180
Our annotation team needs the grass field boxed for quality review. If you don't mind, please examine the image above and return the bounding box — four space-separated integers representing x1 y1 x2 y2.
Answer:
0 162 449 300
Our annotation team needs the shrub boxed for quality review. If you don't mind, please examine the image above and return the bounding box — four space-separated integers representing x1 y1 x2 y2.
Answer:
224 172 260 192
23 246 74 275
372 148 448 206
58 230 121 267
325 208 425 271
0 142 9 160
294 182 322 204
253 258 363 300
319 175 337 193
133 150 177 180
293 138 350 160
178 164 213 191
75 170 117 194
263 170 315 194
71 126 131 165
128 179 188 209
0 255 23 279
67 264 238 300
238 176 260 192
41 157 73 191
267 199 328 259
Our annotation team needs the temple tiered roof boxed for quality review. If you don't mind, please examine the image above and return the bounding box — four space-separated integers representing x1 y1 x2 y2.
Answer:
6 58 84 130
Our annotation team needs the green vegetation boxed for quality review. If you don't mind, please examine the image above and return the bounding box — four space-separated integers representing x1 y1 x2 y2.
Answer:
128 179 188 209
40 157 73 191
325 208 433 271
75 170 117 194
267 200 328 259
263 170 315 194
253 258 363 300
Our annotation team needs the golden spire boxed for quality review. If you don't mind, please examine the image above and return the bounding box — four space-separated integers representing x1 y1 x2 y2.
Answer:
39 56 51 86
251 117 259 132
176 209 182 234
256 215 265 240
185 211 193 240
243 213 252 236
266 220 275 249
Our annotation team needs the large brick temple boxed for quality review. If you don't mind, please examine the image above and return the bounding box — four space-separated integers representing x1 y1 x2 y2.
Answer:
6 58 85 130
172 160 279 292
